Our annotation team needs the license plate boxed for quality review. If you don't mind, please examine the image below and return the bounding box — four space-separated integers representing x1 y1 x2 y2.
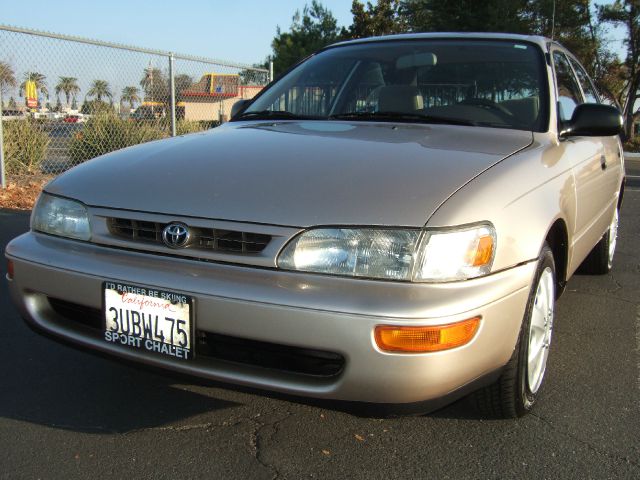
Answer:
103 281 193 360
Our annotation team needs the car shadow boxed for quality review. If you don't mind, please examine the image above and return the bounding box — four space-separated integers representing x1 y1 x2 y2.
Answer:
0 323 240 434
178 374 487 420
1 212 239 434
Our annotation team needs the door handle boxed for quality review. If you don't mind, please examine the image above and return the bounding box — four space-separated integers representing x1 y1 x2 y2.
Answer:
600 155 607 171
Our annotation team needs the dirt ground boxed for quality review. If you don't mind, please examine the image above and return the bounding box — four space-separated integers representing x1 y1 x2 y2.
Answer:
0 175 52 211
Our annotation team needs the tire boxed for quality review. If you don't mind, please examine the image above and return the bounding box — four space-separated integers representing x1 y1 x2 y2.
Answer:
471 244 556 418
579 207 618 275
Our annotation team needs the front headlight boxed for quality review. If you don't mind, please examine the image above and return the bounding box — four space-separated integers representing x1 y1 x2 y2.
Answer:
31 193 91 241
278 228 420 280
277 224 495 282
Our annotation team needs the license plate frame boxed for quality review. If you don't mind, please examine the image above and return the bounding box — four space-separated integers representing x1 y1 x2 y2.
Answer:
102 281 194 361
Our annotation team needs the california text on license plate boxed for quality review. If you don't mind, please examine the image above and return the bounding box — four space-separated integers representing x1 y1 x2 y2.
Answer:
103 281 193 360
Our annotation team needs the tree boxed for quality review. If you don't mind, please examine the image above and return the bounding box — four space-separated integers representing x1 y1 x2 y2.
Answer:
239 67 267 85
87 79 112 102
80 99 113 114
55 76 81 107
174 74 193 101
348 0 406 38
599 0 639 139
19 72 48 100
270 1 343 75
121 86 141 110
0 61 16 96
527 1 602 74
597 59 628 107
140 66 168 103
399 0 533 33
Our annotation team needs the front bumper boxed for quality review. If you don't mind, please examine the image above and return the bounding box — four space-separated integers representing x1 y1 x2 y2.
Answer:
6 232 535 404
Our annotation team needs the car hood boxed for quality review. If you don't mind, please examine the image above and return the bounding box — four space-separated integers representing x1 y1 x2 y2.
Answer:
46 121 533 227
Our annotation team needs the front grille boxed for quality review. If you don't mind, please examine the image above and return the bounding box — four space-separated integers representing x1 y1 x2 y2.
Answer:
48 297 103 330
108 218 271 254
195 331 345 378
109 218 161 242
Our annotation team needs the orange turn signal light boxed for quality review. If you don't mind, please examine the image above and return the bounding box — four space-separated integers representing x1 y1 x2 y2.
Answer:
374 317 481 353
466 235 494 267
7 260 14 280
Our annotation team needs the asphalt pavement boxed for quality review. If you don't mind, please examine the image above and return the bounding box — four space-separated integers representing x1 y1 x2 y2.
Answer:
1 195 639 479
626 154 640 189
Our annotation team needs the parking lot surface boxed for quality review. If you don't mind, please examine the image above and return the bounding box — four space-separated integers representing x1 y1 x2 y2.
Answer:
1 191 639 479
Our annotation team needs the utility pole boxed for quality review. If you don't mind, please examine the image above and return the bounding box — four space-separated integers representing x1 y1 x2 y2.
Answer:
169 53 177 137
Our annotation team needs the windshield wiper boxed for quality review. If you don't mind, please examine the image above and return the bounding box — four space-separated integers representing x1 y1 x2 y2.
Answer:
329 111 478 126
235 110 322 121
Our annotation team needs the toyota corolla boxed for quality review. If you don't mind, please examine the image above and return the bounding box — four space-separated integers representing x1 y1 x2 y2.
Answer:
5 33 624 417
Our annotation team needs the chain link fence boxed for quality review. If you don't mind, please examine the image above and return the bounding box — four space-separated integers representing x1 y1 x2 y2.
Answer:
0 25 270 187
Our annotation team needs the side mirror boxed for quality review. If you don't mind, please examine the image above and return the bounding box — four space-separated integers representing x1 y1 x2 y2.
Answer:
560 103 623 137
230 99 251 119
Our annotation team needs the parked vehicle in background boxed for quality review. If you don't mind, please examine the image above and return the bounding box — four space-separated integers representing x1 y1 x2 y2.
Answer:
131 104 166 120
5 33 624 418
2 109 26 120
63 114 85 123
1 109 26 121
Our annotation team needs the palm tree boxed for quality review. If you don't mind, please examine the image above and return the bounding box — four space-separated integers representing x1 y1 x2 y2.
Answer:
87 79 112 102
140 66 167 102
19 71 48 99
0 61 17 96
121 86 140 110
55 76 81 107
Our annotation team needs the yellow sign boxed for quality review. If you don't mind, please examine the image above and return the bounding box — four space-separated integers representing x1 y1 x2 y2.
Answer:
25 80 38 108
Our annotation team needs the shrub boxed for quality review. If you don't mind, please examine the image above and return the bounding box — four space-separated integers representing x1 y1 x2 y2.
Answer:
176 119 212 135
2 119 50 174
69 113 165 162
65 114 221 164
623 135 640 153
80 100 114 115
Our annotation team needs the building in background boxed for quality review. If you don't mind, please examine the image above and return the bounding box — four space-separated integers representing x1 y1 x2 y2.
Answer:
180 73 262 122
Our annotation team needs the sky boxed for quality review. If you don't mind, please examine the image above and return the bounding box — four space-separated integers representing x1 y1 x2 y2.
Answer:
0 0 355 66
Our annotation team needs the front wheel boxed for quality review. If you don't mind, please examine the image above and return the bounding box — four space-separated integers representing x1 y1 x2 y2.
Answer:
472 244 556 418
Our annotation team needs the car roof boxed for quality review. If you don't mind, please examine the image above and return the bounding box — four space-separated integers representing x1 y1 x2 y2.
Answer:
329 32 551 50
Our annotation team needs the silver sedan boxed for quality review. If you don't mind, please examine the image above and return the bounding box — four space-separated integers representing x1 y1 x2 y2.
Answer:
5 33 624 417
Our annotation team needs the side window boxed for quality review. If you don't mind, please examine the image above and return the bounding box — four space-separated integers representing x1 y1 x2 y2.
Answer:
569 57 599 104
553 51 583 122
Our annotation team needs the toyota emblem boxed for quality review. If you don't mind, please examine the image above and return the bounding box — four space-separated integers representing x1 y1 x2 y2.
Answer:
162 223 191 248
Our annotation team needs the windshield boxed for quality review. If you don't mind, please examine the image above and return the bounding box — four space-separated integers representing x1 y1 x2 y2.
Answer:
240 39 548 131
